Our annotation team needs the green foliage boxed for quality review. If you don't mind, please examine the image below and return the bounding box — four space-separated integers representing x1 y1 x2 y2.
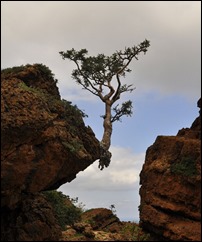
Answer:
62 140 84 153
61 99 88 136
1 65 26 75
17 82 88 139
121 223 151 241
60 41 150 170
70 197 86 212
34 63 56 81
111 100 133 122
170 156 198 177
59 40 150 110
1 63 57 83
18 82 34 92
42 190 82 230
59 40 150 87
62 99 88 119
18 82 46 97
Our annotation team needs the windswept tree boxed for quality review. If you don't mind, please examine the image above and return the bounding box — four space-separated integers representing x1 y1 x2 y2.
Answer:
59 39 150 170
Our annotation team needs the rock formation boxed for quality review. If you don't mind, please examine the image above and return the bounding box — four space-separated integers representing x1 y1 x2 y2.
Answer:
81 208 121 232
60 208 148 241
139 98 201 241
1 64 100 241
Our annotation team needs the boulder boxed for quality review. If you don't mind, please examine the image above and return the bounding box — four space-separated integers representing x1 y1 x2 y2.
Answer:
139 98 201 241
1 64 100 241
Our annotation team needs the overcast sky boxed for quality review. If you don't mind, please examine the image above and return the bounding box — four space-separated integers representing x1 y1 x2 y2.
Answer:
1 1 201 221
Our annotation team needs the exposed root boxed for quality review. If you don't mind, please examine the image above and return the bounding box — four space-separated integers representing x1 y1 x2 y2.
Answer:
98 145 112 170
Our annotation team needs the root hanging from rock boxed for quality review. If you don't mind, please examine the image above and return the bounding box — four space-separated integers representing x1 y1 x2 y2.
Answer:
98 144 112 170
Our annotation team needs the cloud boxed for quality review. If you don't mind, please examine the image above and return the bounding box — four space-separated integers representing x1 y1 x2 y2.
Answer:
61 146 145 191
1 1 200 102
58 146 145 221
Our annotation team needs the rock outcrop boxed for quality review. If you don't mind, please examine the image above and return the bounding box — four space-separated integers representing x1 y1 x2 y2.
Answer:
1 193 62 241
139 98 201 241
1 64 100 241
60 208 148 241
81 208 121 232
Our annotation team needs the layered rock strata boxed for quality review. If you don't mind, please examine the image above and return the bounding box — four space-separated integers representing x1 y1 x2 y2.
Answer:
139 98 201 241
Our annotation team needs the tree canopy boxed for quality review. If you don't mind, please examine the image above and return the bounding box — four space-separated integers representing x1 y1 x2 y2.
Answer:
60 39 150 169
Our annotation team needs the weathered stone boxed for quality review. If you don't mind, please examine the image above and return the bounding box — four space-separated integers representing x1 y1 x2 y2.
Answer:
1 193 62 241
1 64 100 241
81 208 121 231
139 98 201 241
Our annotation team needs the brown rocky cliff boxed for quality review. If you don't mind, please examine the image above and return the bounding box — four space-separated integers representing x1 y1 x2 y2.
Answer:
61 208 148 241
1 64 100 241
139 98 201 241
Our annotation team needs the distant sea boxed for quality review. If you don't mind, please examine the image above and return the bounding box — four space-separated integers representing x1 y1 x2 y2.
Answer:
121 217 139 223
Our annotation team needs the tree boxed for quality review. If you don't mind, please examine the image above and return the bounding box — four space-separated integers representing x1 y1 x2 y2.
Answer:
59 39 150 170
109 204 117 215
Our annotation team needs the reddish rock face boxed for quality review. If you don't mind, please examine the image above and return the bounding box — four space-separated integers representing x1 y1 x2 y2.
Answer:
81 208 121 231
1 64 100 240
1 64 100 209
139 98 201 241
1 193 62 241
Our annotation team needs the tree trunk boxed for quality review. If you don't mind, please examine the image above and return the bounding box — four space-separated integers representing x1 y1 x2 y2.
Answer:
98 102 112 170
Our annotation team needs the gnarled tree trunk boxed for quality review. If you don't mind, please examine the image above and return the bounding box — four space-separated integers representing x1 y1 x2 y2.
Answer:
98 102 112 170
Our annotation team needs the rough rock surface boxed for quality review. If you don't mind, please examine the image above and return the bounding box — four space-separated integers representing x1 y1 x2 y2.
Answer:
60 208 148 241
1 64 100 241
139 98 201 241
1 193 61 241
81 208 121 231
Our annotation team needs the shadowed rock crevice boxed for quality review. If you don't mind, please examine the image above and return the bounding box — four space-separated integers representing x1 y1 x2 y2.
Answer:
1 193 62 241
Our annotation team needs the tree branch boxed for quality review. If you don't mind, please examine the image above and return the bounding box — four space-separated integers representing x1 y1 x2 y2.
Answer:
73 59 106 102
111 72 121 103
111 101 133 123
60 39 150 170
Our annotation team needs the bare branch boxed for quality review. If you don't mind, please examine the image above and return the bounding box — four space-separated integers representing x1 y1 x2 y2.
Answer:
111 72 121 104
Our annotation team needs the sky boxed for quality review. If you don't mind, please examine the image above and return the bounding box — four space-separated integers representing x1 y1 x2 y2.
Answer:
1 1 201 222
